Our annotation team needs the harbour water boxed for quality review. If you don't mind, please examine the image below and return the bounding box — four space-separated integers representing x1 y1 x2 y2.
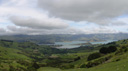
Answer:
55 40 117 49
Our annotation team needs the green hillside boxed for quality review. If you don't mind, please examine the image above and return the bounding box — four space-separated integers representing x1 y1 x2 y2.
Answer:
0 39 128 71
40 57 128 71
0 46 32 71
38 39 128 71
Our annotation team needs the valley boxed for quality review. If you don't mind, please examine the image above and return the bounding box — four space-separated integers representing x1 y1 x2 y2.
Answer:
0 0 128 71
0 35 128 71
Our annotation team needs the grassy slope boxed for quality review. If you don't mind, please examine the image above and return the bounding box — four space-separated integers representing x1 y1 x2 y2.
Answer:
38 39 128 71
1 39 128 71
0 46 32 70
59 52 97 68
38 52 128 71
0 46 31 60
63 51 128 71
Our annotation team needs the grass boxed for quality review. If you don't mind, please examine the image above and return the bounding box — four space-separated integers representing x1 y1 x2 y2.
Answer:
37 51 128 71
1 39 128 71
38 58 128 71
0 46 31 60
38 67 61 71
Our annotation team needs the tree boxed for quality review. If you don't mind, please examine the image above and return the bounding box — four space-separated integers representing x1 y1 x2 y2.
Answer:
87 52 101 61
108 45 117 53
32 62 40 69
99 46 117 54
99 47 109 54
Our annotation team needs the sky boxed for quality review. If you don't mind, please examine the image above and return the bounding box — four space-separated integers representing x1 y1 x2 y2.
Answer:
0 0 128 35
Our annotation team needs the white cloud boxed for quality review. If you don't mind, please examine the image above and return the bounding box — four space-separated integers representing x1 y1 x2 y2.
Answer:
10 16 68 29
0 0 68 30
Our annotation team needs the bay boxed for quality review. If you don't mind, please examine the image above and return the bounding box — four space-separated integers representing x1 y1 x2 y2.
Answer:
55 40 117 49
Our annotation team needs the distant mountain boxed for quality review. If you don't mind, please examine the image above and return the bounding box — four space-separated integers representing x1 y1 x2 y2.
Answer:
0 33 128 44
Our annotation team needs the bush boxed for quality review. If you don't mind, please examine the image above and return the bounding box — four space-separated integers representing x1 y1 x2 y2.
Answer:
99 46 117 54
60 64 74 69
108 45 117 53
86 55 112 68
87 52 102 61
115 46 127 55
74 56 80 61
99 47 109 54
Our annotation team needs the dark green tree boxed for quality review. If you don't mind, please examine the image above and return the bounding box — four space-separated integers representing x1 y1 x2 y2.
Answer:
108 45 117 53
99 47 109 54
87 52 101 61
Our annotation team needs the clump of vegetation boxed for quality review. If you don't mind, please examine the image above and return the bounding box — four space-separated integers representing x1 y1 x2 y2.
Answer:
86 55 112 68
87 52 102 61
115 45 128 55
99 45 117 54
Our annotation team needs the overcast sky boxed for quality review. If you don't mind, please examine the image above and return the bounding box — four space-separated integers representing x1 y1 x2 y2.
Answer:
0 0 128 35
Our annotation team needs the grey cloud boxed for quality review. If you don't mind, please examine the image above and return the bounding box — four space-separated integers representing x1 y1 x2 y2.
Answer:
110 21 127 26
0 28 7 35
10 16 69 30
6 25 119 35
7 25 87 35
84 27 118 34
0 28 6 32
7 26 44 35
38 0 128 25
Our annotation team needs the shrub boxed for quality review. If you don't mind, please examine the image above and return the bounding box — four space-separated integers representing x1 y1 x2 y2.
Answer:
108 45 117 53
99 47 108 54
115 46 127 55
74 56 80 61
86 55 112 68
99 46 117 54
32 62 40 69
87 52 102 61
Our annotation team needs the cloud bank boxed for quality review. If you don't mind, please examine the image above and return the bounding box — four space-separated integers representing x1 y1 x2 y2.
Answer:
38 0 128 25
0 0 128 35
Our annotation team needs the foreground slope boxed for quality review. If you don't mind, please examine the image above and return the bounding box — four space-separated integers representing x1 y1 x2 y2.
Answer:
1 39 128 71
38 39 128 71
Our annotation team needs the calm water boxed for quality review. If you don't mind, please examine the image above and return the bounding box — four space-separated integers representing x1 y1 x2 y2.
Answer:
55 40 117 49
